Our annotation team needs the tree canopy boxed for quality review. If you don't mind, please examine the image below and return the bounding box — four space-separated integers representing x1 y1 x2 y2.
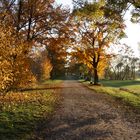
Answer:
0 0 139 92
71 0 125 84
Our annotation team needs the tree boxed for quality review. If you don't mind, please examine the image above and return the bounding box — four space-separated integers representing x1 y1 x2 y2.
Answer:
105 0 140 23
0 0 69 44
0 23 35 93
0 0 71 92
71 0 125 85
30 50 52 81
105 44 139 80
46 37 69 79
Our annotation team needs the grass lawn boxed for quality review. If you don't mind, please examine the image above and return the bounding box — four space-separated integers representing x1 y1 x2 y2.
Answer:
0 80 62 140
80 79 140 109
101 79 140 87
101 80 140 94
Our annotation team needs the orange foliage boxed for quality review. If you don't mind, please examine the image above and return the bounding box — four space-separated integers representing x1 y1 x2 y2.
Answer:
0 23 36 92
41 51 53 80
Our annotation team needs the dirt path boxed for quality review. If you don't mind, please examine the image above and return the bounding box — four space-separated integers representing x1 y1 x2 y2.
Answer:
38 80 140 140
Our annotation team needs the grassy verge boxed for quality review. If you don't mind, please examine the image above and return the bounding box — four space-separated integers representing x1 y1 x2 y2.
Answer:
80 80 140 109
0 80 62 140
41 79 63 84
101 80 140 94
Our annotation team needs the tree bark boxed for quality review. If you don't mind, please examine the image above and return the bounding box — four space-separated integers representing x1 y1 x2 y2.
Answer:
94 68 99 85
93 53 99 85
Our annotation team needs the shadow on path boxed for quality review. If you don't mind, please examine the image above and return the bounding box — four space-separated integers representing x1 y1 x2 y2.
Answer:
34 80 140 140
45 117 112 140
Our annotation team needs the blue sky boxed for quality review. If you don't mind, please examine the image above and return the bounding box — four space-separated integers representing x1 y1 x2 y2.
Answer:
56 0 140 57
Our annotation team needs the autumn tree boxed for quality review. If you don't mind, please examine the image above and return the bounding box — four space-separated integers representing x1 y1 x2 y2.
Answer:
30 50 52 81
0 0 69 43
46 37 70 79
71 0 125 85
0 23 35 93
0 0 71 91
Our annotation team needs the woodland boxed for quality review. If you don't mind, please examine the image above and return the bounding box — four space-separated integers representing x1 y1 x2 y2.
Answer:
0 0 140 139
0 0 140 91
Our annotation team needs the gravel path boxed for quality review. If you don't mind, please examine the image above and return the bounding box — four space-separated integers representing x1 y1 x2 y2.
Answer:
39 80 140 140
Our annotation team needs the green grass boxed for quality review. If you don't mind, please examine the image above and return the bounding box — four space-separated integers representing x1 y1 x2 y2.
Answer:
42 79 63 84
101 80 140 94
0 81 61 140
121 85 140 94
101 79 140 87
80 80 140 109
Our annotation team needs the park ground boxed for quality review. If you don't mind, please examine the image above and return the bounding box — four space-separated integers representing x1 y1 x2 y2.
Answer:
0 79 140 139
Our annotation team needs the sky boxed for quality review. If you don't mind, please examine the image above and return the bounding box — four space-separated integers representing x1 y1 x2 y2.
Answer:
56 0 73 9
56 0 140 57
121 7 140 57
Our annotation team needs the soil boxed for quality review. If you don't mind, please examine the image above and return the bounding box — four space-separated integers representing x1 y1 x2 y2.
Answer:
35 80 140 140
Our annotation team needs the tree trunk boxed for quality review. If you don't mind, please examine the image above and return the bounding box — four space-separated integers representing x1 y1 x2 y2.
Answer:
94 68 99 85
